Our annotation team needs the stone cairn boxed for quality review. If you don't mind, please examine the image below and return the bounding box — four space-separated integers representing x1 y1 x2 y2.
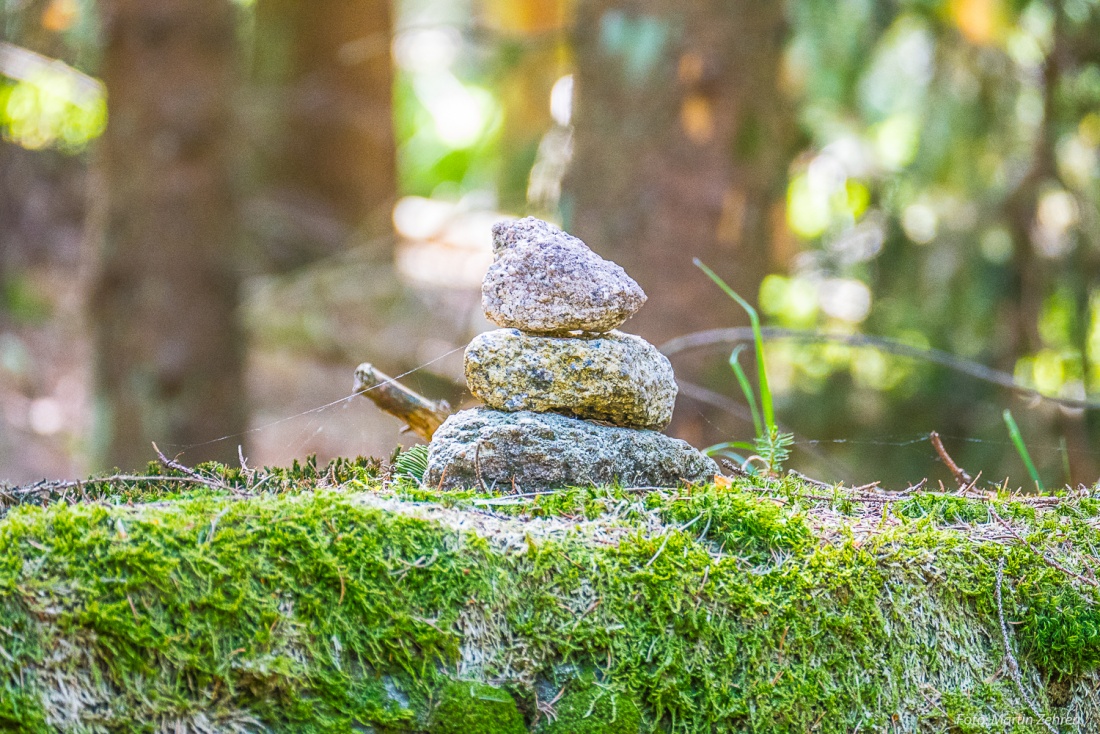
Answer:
424 217 718 492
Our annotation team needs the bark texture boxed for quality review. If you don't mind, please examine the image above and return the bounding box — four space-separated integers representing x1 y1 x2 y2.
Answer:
566 0 795 346
91 0 245 469
252 0 396 267
564 0 797 446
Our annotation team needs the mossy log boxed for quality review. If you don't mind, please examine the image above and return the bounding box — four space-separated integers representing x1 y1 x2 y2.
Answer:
2 458 1100 732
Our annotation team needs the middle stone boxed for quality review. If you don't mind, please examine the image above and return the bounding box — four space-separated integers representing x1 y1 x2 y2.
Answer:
465 329 677 430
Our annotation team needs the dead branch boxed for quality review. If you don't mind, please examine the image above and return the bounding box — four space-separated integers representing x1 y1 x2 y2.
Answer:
152 443 234 492
353 362 452 441
930 431 973 487
788 470 832 490
9 474 217 498
473 440 490 493
660 328 1100 411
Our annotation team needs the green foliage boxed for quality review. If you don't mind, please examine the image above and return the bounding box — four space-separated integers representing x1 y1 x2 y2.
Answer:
1004 409 1046 492
768 0 1100 487
1 275 52 324
0 74 106 153
542 682 642 734
727 345 762 438
696 259 795 476
695 259 775 432
753 427 794 477
392 444 430 484
429 681 525 734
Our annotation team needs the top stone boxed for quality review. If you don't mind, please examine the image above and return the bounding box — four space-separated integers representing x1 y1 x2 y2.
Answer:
483 217 646 335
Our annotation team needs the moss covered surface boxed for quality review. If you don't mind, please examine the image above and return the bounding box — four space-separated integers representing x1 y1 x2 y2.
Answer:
1 458 1099 732
429 681 525 734
540 681 642 734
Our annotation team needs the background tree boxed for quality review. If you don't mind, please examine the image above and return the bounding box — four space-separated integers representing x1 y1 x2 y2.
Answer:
250 0 396 269
1 0 1098 490
479 0 572 212
564 0 796 444
90 0 244 469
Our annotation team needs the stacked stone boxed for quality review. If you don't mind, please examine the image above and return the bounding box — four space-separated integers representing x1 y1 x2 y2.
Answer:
425 217 717 492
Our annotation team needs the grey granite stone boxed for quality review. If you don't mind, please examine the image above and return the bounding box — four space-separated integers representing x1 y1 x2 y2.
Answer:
483 217 646 335
424 408 718 492
465 329 676 430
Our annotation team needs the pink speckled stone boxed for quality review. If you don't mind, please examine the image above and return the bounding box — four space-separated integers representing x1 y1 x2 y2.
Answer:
482 217 646 335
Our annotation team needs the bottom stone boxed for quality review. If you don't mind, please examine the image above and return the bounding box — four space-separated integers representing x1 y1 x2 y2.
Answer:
424 408 718 492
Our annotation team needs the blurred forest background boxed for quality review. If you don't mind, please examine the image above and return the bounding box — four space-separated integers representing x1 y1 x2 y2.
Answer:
1 0 1098 489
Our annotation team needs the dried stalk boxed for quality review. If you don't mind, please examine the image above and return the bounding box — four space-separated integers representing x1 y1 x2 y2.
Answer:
354 362 452 441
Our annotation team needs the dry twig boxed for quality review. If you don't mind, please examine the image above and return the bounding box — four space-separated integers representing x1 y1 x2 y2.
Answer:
152 443 236 493
787 470 832 490
473 441 490 493
9 474 214 498
929 431 974 487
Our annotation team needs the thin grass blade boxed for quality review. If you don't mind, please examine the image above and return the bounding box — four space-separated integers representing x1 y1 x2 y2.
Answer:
729 345 763 438
694 259 775 432
1003 409 1045 493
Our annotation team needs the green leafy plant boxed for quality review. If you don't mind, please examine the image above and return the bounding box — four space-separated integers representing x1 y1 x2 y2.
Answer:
695 259 794 476
729 344 763 438
392 444 430 484
755 427 794 475
1003 409 1045 492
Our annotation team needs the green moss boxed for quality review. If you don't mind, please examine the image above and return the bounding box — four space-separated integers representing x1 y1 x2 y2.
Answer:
0 599 46 732
542 684 641 734
1007 554 1100 676
1 476 1099 731
894 492 990 523
519 486 603 520
0 492 485 731
429 680 525 734
940 683 1027 733
656 485 812 561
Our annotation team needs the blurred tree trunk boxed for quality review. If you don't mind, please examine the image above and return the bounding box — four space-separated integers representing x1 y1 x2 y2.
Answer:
565 0 795 345
251 0 396 268
565 0 795 442
90 0 245 469
1001 3 1100 483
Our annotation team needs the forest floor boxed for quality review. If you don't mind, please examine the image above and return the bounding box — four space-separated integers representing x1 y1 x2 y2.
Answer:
0 250 482 484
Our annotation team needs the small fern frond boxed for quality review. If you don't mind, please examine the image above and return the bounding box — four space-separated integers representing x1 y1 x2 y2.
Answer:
392 445 430 484
754 427 794 476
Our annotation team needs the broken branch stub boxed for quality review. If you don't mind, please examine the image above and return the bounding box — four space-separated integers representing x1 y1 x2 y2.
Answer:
353 363 452 441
